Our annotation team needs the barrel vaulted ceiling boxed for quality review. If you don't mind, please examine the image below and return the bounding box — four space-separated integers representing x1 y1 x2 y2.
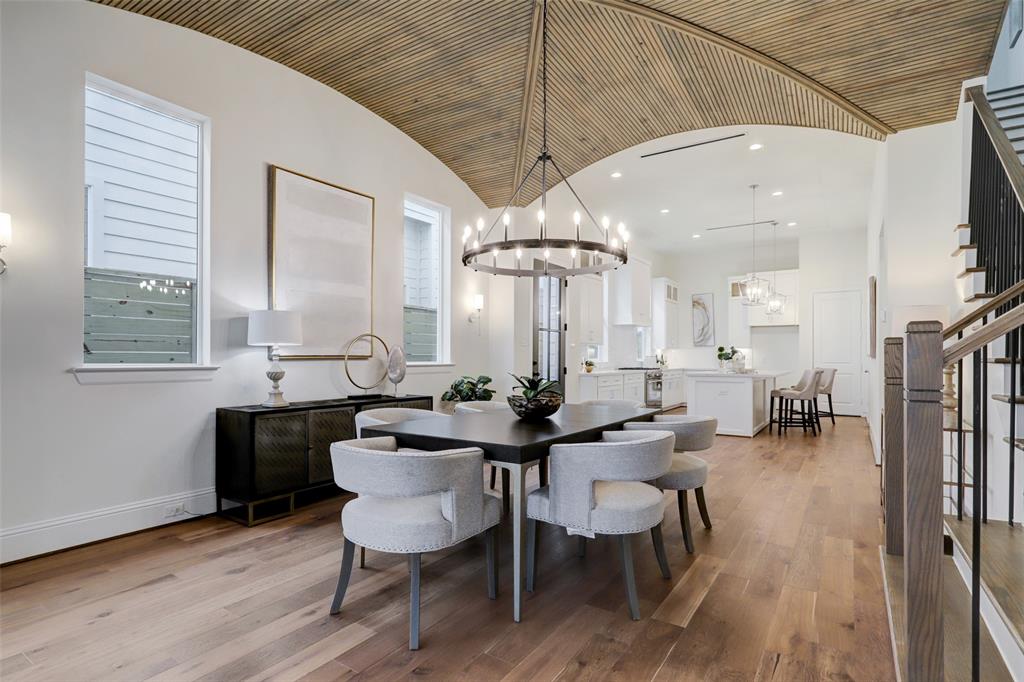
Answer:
93 0 1007 207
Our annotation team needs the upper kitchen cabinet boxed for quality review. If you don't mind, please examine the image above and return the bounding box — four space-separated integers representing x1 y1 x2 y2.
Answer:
652 277 681 349
746 269 799 326
575 274 605 345
611 256 652 326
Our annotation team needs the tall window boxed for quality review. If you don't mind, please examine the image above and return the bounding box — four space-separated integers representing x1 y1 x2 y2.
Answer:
83 80 206 364
403 198 449 363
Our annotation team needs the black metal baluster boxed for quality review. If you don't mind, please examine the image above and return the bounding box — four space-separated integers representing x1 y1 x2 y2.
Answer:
982 315 989 524
972 347 982 682
1011 328 1017 526
958 330 964 520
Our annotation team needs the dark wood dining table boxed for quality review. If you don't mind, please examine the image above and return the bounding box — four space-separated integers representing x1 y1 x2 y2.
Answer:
361 402 659 622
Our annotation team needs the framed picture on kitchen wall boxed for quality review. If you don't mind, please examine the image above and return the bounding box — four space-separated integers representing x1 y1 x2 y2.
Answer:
268 165 374 360
691 292 715 346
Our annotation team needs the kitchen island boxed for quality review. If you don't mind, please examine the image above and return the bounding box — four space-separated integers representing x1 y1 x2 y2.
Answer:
684 370 787 437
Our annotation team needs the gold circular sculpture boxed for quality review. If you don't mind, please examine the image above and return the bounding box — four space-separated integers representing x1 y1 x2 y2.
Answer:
343 333 389 390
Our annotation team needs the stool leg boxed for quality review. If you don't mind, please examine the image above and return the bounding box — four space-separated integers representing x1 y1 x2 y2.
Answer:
678 490 694 554
828 394 836 424
489 465 496 490
814 397 823 431
800 400 808 433
695 487 712 529
769 395 775 433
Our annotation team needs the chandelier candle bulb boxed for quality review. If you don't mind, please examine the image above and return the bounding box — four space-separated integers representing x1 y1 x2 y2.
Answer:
476 217 484 233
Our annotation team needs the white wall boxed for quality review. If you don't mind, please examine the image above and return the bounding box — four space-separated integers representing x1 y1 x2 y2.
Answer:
0 1 495 560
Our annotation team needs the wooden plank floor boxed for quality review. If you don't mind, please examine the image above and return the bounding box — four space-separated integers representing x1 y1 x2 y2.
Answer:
0 417 895 681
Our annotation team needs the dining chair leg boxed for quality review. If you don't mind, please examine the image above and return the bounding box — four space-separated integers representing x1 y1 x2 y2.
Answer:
769 395 775 433
650 522 672 579
695 487 712 529
501 469 511 517
576 535 586 558
828 394 836 424
329 538 356 615
489 465 496 490
678 490 694 554
359 546 365 569
485 526 498 600
525 518 537 593
619 534 641 620
409 553 421 650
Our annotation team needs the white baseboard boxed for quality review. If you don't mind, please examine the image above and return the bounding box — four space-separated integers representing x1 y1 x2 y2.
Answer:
0 487 216 563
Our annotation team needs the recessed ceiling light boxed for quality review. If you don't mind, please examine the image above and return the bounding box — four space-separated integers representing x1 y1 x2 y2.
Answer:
692 234 701 239
748 143 763 151
660 209 670 214
771 190 783 196
610 171 622 178
787 221 797 227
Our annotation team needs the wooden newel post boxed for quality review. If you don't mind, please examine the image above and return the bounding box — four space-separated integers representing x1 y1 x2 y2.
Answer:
884 337 904 556
903 321 944 681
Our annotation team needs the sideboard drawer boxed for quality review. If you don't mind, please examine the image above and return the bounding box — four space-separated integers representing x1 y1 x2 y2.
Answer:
307 407 355 484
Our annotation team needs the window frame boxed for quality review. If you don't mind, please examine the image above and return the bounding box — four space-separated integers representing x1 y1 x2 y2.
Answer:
402 194 451 367
74 73 214 378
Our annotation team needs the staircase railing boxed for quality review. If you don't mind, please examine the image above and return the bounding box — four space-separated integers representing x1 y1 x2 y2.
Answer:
883 86 1024 681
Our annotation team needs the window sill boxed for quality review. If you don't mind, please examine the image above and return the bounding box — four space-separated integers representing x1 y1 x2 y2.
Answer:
406 362 456 374
70 364 220 385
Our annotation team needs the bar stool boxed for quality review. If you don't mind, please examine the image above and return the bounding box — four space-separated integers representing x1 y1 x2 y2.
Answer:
777 369 823 436
814 368 838 426
769 372 810 434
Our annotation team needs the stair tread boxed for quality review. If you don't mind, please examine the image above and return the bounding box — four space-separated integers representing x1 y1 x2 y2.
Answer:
957 267 985 278
954 223 971 231
990 357 1023 364
880 547 1014 682
1002 436 1024 450
993 393 1024 404
986 83 1024 96
965 292 996 302
952 244 977 256
944 516 1024 656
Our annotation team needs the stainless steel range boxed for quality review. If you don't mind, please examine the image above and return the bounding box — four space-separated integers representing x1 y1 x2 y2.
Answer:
618 367 663 408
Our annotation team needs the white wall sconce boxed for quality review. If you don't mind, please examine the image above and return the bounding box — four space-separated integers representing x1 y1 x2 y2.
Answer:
469 293 484 323
0 212 11 275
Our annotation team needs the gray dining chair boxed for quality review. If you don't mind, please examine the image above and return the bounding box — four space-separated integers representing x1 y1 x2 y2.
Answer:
582 399 645 409
355 407 442 437
625 415 717 554
814 367 838 425
524 429 675 620
329 436 501 650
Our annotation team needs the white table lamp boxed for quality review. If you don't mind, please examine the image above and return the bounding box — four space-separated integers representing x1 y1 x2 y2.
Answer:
248 310 302 407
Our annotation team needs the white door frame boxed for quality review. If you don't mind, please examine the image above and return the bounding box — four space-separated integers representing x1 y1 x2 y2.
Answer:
812 288 866 417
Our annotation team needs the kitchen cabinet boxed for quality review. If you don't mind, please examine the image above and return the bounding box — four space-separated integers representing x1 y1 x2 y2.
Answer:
623 372 645 404
652 277 681 349
662 369 685 407
727 276 752 348
611 256 652 326
575 274 605 345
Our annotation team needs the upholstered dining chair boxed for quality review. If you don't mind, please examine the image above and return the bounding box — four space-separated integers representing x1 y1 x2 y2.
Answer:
777 369 823 436
328 436 501 650
524 429 675 620
624 415 717 554
354 406 443 437
814 368 838 426
582 399 645 409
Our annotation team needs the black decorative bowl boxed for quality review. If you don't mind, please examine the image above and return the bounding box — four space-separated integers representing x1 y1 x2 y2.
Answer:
507 393 563 421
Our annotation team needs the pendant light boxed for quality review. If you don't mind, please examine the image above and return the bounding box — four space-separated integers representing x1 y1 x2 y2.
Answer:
460 0 627 278
738 184 769 306
764 221 786 315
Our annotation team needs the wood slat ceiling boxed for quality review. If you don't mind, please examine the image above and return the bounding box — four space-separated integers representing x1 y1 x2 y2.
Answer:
91 0 1006 207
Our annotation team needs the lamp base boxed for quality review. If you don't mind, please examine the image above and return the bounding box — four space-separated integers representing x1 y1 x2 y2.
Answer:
261 361 290 408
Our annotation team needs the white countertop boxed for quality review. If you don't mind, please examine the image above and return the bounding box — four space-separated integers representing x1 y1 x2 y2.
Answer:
684 369 789 378
578 367 676 376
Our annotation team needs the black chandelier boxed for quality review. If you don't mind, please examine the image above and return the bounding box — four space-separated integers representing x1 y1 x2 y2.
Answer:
461 0 629 278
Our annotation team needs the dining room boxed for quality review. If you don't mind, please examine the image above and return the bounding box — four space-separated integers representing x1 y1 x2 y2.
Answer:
3 0 1022 680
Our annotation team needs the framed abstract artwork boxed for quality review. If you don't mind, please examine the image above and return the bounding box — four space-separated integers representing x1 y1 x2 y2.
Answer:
268 165 374 360
691 292 715 346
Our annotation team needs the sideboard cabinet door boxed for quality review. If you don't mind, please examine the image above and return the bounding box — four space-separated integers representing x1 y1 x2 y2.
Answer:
307 407 355 484
253 413 308 496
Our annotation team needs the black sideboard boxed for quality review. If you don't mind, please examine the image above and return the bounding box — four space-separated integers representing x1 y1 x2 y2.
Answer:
216 394 433 525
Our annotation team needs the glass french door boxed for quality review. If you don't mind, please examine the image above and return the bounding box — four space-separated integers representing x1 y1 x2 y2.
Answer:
533 264 565 393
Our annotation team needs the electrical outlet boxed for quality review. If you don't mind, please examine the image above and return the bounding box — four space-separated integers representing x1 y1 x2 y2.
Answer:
163 503 186 518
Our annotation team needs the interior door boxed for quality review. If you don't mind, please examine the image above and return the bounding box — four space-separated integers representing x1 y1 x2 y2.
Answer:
812 289 863 416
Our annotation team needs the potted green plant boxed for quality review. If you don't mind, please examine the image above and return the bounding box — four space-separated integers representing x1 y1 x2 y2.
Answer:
507 373 563 421
717 345 736 370
583 359 595 373
440 375 494 414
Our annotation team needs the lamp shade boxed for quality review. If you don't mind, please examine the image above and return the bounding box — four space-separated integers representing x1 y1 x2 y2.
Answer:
0 212 11 246
247 310 302 346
